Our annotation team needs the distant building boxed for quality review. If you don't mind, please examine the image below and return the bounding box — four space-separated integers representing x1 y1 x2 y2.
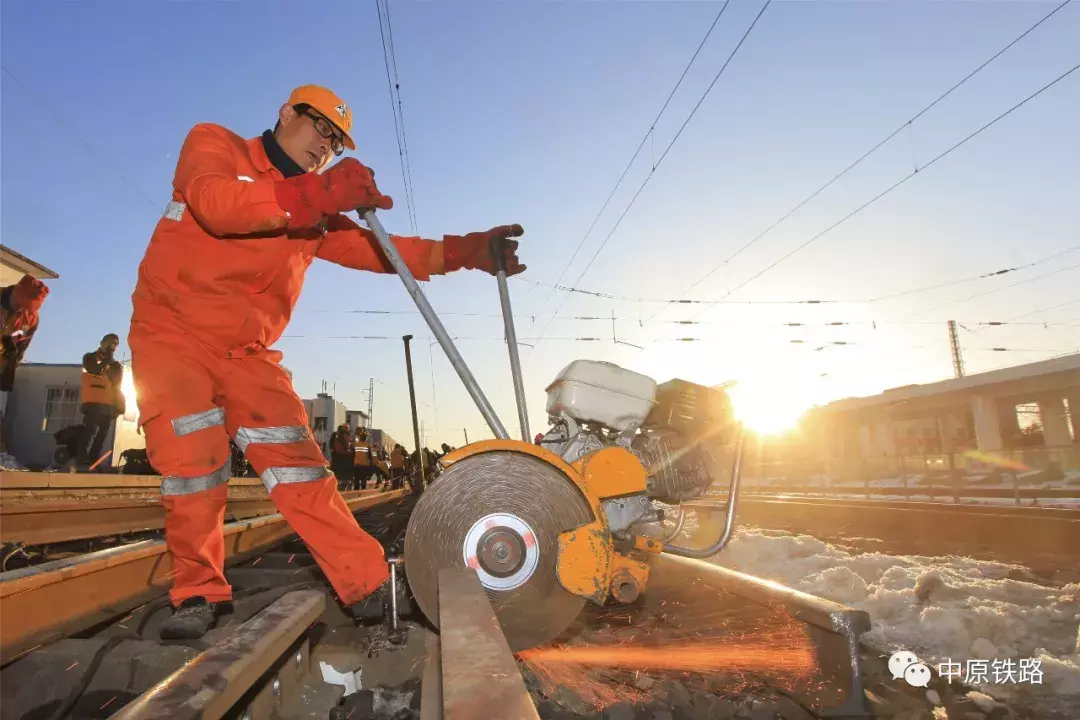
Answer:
345 409 370 435
803 353 1080 474
5 363 142 470
366 428 396 455
1 245 59 285
302 393 348 457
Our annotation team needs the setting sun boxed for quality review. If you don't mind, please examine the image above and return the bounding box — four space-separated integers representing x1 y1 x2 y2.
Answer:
726 381 809 436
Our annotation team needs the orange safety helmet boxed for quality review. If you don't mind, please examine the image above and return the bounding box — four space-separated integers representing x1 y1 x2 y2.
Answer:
288 85 356 150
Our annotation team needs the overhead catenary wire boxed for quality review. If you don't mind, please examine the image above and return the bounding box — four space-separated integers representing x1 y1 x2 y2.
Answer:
526 1 733 333
902 262 1080 318
2 65 163 215
867 246 1080 303
651 0 1074 318
279 333 1064 354
530 1 774 355
299 306 1079 329
512 245 1080 307
692 61 1080 314
374 0 418 235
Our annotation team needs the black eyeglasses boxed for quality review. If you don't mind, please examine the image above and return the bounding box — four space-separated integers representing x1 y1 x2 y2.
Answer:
297 107 345 156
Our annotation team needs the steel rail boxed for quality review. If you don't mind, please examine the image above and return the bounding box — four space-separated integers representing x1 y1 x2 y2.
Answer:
683 497 1080 568
0 472 264 490
0 489 407 663
1 489 379 545
111 590 325 720
721 483 1080 500
646 553 872 717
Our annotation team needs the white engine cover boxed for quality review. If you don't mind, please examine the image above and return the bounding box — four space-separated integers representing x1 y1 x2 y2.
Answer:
545 360 657 432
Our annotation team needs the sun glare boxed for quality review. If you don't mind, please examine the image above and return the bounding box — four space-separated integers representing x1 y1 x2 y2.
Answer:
726 379 811 436
120 366 139 423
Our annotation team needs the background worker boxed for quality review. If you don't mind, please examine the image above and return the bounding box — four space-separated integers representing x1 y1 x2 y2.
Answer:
128 84 524 640
329 422 354 490
389 444 406 489
353 427 375 490
78 334 126 470
0 275 49 468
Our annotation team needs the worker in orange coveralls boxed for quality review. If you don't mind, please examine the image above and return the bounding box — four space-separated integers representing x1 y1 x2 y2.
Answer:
129 85 525 639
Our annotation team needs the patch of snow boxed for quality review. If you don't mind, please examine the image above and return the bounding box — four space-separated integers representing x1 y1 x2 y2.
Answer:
712 528 1080 710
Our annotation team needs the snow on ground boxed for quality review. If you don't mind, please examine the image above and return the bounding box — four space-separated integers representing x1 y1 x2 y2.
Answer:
710 527 1080 710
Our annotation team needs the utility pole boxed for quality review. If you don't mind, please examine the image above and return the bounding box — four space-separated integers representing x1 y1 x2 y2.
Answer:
463 428 469 445
367 377 374 429
948 320 965 378
402 335 426 491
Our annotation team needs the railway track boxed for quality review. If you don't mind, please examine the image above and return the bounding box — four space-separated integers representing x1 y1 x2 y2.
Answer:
1 480 1069 718
684 496 1080 573
0 479 886 720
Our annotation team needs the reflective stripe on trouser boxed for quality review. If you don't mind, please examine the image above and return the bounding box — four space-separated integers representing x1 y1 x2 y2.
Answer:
264 474 389 604
233 425 328 494
235 424 389 603
160 466 231 605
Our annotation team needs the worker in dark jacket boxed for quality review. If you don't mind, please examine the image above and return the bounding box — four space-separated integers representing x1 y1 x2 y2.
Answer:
1 275 49 461
329 423 354 490
78 334 126 469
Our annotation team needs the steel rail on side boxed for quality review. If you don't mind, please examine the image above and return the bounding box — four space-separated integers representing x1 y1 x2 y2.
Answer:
646 554 872 717
682 497 1080 567
1 489 379 545
0 490 407 663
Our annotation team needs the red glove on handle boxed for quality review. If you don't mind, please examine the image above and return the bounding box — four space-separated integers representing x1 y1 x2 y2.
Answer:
275 158 393 228
443 224 526 276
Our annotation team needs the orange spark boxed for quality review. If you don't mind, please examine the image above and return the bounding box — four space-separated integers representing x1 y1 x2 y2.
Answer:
100 696 116 710
522 634 813 677
66 661 79 671
519 624 815 711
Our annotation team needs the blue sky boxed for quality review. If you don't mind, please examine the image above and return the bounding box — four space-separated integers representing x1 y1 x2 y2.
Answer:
3 0 1077 444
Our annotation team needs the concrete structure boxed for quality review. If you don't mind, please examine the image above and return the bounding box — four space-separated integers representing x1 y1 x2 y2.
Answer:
302 393 348 457
345 409 370 435
805 353 1080 473
1 245 59 285
5 363 142 469
366 428 397 455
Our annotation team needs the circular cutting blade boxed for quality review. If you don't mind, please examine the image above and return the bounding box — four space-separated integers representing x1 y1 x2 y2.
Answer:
404 450 594 651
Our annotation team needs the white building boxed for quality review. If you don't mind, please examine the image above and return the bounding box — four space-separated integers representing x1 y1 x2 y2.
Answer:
6 363 143 469
346 409 370 435
302 393 348 456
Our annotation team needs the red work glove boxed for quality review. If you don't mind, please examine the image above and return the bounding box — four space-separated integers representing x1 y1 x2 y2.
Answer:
443 225 525 276
275 158 393 228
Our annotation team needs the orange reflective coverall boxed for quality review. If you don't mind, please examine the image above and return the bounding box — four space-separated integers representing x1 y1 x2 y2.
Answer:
130 123 438 606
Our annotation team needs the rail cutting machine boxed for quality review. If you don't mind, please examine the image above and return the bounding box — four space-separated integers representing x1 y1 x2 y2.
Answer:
361 212 745 651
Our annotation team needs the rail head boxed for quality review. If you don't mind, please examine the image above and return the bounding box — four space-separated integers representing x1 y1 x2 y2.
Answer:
110 590 326 720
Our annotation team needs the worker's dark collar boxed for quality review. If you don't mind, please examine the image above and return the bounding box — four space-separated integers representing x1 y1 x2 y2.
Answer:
261 130 305 179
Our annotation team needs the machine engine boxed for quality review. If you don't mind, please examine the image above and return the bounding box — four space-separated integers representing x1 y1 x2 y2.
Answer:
539 361 735 528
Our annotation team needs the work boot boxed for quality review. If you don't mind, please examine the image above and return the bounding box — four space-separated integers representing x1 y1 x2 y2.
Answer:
159 596 217 640
350 577 412 621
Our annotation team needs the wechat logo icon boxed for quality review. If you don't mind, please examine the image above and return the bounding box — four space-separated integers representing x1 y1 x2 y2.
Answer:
889 649 931 687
